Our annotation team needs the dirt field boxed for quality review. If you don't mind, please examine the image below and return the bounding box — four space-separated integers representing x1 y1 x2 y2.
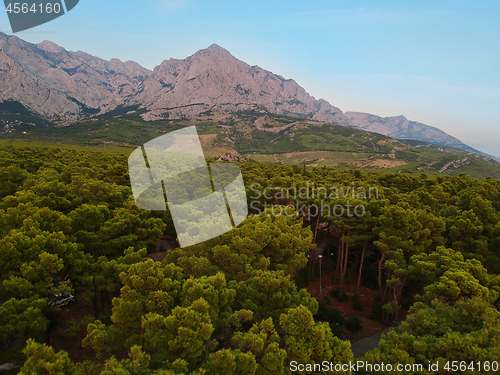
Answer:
350 158 407 169
369 159 407 169
198 134 235 156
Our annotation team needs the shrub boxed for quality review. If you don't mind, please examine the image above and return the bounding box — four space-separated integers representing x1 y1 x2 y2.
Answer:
368 294 383 321
401 296 413 310
361 263 379 290
314 300 345 327
329 322 346 338
339 294 349 303
330 288 339 298
352 294 364 312
57 315 95 338
309 272 320 282
345 316 363 333
337 291 349 303
294 267 309 289
330 288 349 302
327 307 346 326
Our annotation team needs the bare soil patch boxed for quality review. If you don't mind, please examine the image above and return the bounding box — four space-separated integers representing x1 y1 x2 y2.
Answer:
369 159 406 168
350 158 407 169
198 134 236 156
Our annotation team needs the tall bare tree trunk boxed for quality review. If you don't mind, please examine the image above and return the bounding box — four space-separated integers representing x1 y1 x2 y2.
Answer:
382 283 389 325
314 214 320 243
394 287 400 324
378 253 385 295
332 242 342 285
338 241 345 292
308 253 313 279
393 282 405 325
325 229 330 259
356 244 367 295
340 239 350 294
93 282 99 319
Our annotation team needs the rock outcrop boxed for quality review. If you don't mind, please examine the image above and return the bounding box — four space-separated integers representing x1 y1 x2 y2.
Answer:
217 154 247 162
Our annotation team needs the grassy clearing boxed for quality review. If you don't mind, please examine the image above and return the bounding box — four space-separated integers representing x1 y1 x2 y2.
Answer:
0 139 134 155
245 154 279 163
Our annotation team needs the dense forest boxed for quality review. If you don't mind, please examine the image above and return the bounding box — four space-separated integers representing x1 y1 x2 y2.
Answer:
1 141 500 374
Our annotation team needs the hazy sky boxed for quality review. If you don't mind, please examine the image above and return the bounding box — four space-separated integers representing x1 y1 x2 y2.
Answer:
1 0 499 155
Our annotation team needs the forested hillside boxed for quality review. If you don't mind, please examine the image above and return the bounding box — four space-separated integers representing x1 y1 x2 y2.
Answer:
1 141 500 374
3 110 500 179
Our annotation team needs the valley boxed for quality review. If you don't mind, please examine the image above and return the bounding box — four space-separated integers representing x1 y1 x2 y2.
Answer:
3 108 499 179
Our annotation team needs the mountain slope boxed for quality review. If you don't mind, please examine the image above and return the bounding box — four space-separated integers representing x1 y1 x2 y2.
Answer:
345 112 482 154
0 33 151 122
3 109 500 179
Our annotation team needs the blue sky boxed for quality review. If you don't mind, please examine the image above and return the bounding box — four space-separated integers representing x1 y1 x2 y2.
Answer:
1 0 499 155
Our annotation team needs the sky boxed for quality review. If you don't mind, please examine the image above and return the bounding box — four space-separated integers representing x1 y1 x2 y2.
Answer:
1 0 499 155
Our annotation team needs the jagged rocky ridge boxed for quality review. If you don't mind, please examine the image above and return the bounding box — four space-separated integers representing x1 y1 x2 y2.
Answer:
0 32 347 124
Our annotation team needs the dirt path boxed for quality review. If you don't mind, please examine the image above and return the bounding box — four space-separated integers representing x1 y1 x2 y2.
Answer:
351 328 391 358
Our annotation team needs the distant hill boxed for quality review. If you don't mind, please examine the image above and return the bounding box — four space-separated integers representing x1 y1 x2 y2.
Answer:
345 112 482 154
3 110 500 179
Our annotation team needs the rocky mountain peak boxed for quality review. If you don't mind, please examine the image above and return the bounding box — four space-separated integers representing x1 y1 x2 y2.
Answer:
182 42 245 73
393 115 407 121
143 43 350 124
0 35 346 125
0 31 10 43
346 111 477 152
203 43 231 56
37 40 65 54
109 58 151 78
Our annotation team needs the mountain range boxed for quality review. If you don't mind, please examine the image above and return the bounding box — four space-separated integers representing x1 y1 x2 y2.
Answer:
345 112 481 154
0 32 347 125
0 31 485 156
